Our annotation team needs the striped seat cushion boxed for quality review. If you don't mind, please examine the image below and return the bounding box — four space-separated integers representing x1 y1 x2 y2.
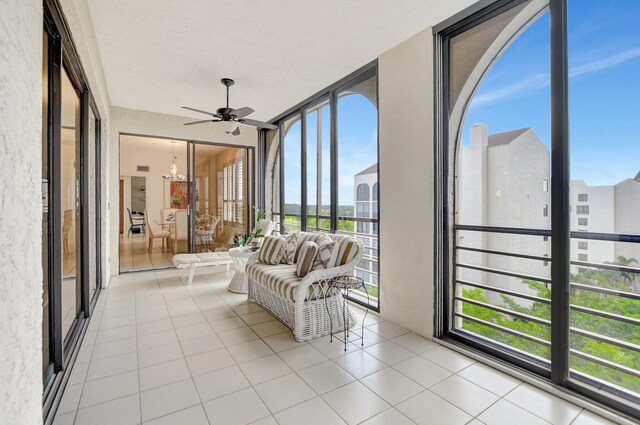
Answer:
246 262 330 302
296 241 318 277
332 234 359 266
257 235 287 264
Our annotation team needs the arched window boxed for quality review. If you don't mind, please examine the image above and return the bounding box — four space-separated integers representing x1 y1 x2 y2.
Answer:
438 0 640 411
266 67 380 309
356 183 370 201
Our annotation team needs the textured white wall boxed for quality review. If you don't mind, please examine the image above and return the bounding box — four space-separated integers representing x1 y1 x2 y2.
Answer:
378 28 435 337
108 107 258 276
0 1 44 424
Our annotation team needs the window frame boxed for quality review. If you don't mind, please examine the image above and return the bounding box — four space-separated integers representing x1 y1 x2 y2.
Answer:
261 62 380 311
434 0 640 419
223 158 245 225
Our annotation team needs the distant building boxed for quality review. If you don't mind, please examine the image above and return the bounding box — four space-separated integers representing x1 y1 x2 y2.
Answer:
458 123 640 302
570 173 640 275
457 124 551 303
354 164 379 288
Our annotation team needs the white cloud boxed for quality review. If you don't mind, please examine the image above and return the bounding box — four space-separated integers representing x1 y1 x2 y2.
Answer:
470 47 640 108
570 46 640 77
470 73 548 107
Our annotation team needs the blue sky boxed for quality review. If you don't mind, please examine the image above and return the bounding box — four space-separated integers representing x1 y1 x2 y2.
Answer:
462 0 640 186
284 94 377 206
283 1 639 207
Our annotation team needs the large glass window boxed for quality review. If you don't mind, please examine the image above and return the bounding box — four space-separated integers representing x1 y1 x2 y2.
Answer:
283 114 302 233
337 73 379 301
453 4 552 363
438 0 640 417
568 0 640 402
266 66 379 308
305 99 331 232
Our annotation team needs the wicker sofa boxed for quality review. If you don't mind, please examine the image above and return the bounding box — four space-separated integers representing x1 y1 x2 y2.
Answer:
245 232 364 342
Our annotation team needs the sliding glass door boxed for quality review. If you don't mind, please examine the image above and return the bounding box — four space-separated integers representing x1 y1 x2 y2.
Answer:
42 1 103 417
190 142 253 253
567 0 640 404
436 0 639 418
60 65 82 343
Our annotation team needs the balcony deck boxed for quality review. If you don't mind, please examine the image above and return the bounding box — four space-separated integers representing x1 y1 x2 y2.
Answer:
53 266 614 425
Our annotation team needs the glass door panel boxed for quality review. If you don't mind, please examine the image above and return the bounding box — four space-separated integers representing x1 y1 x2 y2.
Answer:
60 66 81 342
449 2 552 366
305 99 331 232
192 143 249 252
88 109 98 302
568 0 640 402
42 30 52 379
283 115 302 233
336 72 379 301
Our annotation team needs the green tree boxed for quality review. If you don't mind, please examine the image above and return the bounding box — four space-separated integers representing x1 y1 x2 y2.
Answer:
460 267 640 394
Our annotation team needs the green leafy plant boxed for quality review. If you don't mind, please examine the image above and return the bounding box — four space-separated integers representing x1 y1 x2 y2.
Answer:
234 207 267 246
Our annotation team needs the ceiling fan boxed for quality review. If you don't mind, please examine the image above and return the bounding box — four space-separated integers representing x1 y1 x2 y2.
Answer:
182 78 276 134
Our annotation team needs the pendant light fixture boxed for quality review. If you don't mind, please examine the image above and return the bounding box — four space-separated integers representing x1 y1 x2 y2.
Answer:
162 141 186 181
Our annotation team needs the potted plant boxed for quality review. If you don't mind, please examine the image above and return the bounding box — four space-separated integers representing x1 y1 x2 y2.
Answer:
234 207 267 250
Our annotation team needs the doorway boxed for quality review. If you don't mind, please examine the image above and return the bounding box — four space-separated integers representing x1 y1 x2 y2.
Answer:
118 134 253 272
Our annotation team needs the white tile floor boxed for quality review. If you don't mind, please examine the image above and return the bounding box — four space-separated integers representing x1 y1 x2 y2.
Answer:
54 266 618 425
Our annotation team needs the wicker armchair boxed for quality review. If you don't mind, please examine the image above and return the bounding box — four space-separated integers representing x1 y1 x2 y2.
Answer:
246 233 364 342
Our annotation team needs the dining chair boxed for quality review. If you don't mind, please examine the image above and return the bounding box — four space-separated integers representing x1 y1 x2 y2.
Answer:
127 208 145 238
172 209 189 253
144 208 171 253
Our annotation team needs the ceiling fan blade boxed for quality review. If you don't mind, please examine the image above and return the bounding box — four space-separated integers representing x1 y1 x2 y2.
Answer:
226 126 241 136
181 106 219 117
183 119 219 126
239 118 277 130
230 107 254 118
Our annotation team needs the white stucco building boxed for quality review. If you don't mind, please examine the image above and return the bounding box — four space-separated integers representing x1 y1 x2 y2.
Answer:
570 173 640 276
354 164 379 289
458 123 640 302
457 124 551 303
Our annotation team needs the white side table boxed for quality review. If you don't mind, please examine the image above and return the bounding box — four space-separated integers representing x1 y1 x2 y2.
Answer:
228 247 255 294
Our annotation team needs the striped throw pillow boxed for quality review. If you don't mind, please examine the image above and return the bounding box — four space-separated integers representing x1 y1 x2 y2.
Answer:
313 235 337 270
280 231 299 265
296 241 318 277
257 236 287 265
334 237 358 266
294 232 324 262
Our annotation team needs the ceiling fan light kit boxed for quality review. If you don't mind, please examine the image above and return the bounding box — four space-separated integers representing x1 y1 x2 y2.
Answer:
182 78 277 132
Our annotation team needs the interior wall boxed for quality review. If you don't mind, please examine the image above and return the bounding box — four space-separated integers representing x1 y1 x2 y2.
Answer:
119 137 188 227
109 106 257 276
0 1 43 423
378 28 435 337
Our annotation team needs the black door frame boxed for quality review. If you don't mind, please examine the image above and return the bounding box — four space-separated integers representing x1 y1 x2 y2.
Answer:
188 140 257 253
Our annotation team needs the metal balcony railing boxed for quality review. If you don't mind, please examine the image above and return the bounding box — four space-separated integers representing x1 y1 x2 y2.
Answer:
453 224 640 394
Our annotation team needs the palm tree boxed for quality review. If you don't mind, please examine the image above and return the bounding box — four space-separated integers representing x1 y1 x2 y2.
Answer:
607 256 638 290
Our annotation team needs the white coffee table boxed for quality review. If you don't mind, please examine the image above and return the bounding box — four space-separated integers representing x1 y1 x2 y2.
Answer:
228 247 255 293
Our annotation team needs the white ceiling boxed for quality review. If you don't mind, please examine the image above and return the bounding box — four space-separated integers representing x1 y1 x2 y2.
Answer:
87 0 476 122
